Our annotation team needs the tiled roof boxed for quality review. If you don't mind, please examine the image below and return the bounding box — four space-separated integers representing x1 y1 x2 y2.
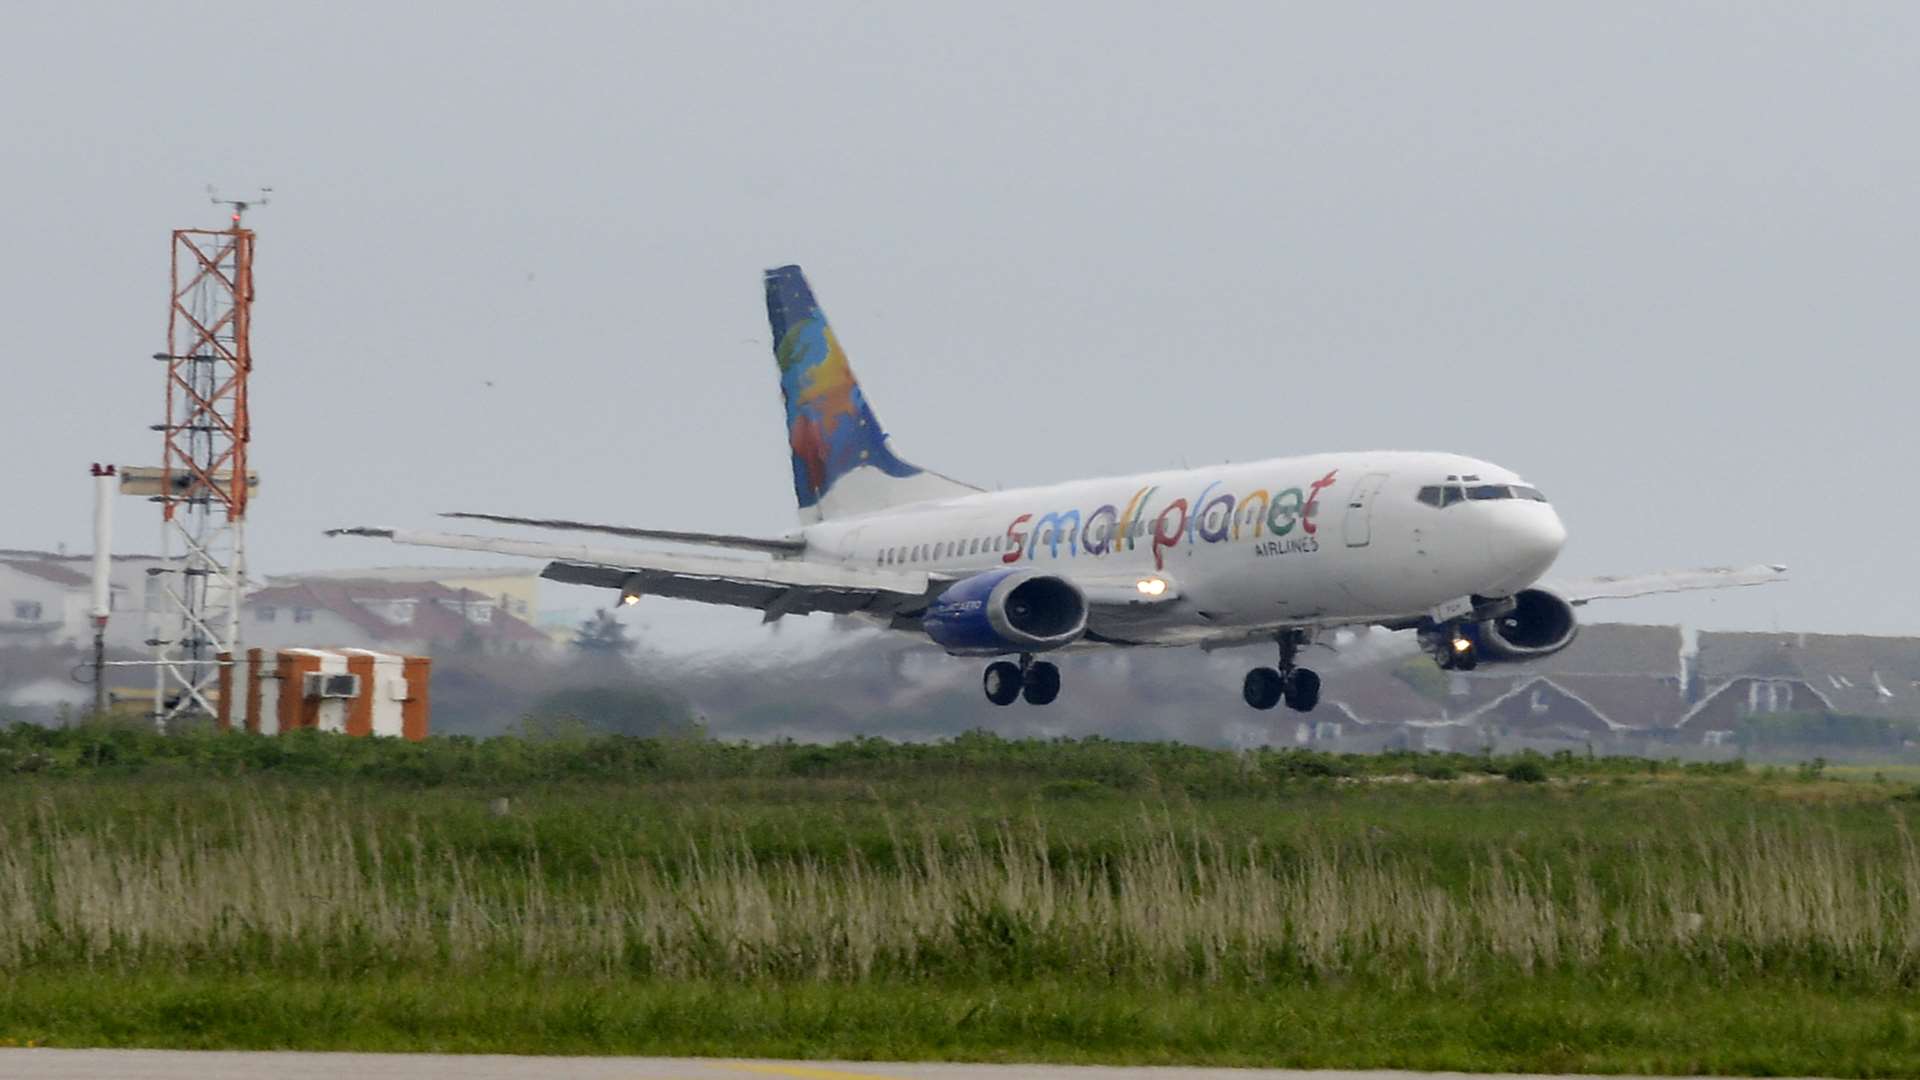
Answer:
1695 631 1920 718
0 548 166 563
1551 674 1690 729
245 579 547 646
1325 672 1452 725
1497 622 1683 677
271 566 537 584
1 560 91 588
1462 676 1623 732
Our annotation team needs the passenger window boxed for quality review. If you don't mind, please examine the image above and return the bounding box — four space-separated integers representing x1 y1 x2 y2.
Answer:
1417 486 1442 507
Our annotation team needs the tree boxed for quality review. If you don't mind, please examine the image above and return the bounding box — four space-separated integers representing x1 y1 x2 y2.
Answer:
523 684 696 739
573 609 635 655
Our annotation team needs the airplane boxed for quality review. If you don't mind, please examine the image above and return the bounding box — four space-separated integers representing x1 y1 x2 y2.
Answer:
332 265 1786 711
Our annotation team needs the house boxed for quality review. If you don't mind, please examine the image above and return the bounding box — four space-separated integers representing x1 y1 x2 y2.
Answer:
1324 672 1464 750
269 566 542 621
0 547 171 650
1682 631 1920 738
0 559 102 646
243 579 550 655
1312 623 1693 751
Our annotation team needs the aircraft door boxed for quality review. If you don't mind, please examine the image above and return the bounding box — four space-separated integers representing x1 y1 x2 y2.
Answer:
1343 473 1390 548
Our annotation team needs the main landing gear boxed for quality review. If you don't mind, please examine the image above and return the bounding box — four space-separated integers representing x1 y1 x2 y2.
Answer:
983 654 1061 707
1243 631 1320 713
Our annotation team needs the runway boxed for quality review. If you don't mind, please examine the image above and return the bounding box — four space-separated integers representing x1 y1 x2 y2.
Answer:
0 1050 1820 1079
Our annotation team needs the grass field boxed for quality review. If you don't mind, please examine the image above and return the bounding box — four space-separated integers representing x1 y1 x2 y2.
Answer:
4 725 1920 1075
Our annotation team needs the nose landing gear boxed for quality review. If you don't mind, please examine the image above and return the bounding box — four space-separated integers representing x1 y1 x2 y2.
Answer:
1422 624 1480 671
982 654 1062 706
1243 631 1320 712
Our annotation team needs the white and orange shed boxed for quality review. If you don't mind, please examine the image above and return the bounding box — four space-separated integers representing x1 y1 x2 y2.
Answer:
218 647 430 740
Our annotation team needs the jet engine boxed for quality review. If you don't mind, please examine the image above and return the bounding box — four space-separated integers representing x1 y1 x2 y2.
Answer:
923 569 1088 656
1475 587 1580 661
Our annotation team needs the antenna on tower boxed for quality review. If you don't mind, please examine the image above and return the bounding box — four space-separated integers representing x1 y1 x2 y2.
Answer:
207 184 272 226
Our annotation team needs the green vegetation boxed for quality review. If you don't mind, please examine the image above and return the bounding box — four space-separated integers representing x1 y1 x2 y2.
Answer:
4 723 1920 1074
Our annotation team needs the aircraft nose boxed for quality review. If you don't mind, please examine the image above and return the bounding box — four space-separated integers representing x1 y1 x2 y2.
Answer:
1493 506 1567 582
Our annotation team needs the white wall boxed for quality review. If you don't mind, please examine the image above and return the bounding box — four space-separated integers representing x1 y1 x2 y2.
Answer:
0 565 87 646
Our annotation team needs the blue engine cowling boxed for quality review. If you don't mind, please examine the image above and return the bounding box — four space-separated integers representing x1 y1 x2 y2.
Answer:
922 568 1088 656
1476 587 1579 660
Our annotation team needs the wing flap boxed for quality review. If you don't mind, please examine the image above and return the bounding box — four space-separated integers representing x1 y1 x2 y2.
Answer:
328 527 930 618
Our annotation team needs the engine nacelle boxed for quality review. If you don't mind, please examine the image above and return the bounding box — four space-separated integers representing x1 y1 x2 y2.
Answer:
923 569 1088 656
1475 587 1580 661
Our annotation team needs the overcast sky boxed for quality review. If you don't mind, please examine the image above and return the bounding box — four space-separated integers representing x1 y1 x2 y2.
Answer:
3 2 1915 641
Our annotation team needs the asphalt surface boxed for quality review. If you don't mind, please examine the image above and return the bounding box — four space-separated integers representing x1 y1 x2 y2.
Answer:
0 1051 1822 1080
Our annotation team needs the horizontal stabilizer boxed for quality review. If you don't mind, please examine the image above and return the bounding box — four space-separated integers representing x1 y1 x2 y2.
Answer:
439 512 805 555
1550 563 1789 606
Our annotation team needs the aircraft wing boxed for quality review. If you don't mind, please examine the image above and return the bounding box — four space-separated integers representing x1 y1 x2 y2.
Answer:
1547 563 1789 606
327 527 931 621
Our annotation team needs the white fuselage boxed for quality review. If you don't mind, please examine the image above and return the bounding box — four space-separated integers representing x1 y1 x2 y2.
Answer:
801 451 1567 647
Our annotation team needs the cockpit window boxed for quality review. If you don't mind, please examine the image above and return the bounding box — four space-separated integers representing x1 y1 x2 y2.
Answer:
1467 485 1508 501
1513 485 1549 502
1419 484 1471 507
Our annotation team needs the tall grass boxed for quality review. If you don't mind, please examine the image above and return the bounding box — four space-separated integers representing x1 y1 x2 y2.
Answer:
4 794 1918 990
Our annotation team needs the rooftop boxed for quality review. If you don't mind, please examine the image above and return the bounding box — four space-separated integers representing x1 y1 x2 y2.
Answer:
245 579 548 646
1 559 92 588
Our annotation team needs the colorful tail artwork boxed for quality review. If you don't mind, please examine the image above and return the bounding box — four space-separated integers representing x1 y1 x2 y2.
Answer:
764 265 977 523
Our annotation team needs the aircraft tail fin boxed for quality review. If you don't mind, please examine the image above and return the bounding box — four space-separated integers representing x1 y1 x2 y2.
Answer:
764 265 978 522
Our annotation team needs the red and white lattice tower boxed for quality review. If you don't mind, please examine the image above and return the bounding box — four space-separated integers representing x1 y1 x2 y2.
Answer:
149 196 262 728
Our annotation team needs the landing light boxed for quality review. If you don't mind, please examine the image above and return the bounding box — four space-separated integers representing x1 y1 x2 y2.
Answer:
1136 577 1168 597
1451 636 1473 653
621 593 641 607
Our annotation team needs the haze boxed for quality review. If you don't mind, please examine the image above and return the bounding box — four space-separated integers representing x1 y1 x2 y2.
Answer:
3 2 1914 641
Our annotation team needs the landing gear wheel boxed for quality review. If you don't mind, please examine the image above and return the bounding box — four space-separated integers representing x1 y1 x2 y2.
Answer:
1243 668 1284 710
1021 661 1061 706
1436 638 1479 671
1284 667 1321 713
983 661 1023 706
